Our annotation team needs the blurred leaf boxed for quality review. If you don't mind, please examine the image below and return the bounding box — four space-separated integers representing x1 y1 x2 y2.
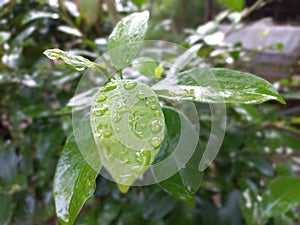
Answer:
22 11 59 24
241 189 261 225
77 0 99 27
153 68 286 104
54 134 100 225
0 194 12 225
156 107 202 205
0 142 18 186
108 11 149 69
0 31 10 45
132 57 158 77
167 204 194 225
274 215 294 225
261 177 300 218
142 191 177 220
131 0 148 9
218 0 245 12
219 190 243 225
233 104 262 123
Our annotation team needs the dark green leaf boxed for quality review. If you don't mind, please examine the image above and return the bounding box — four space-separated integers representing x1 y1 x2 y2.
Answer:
0 194 12 225
153 68 285 104
108 11 149 69
54 134 99 225
156 107 202 205
142 191 177 220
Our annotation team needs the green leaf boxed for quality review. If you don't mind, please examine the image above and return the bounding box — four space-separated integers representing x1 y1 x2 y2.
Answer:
131 0 148 9
142 191 177 220
0 194 12 225
261 177 300 218
90 80 165 193
0 31 10 46
132 57 158 78
218 0 245 11
153 68 286 104
54 134 99 225
43 49 110 77
156 107 202 205
108 11 149 69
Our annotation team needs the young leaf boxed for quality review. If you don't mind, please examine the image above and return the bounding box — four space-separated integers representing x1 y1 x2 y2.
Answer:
54 134 99 225
43 48 111 78
108 11 149 69
132 57 158 78
152 68 286 104
261 177 300 219
90 79 165 193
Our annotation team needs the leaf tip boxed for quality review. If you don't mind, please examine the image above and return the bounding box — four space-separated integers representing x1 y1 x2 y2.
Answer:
117 183 130 193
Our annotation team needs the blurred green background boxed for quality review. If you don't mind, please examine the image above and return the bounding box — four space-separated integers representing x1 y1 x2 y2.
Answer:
1 0 300 224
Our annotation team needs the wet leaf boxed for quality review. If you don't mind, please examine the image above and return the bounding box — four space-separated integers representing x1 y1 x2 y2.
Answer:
261 177 300 218
43 49 110 77
90 80 165 193
54 134 99 225
153 68 285 104
108 11 149 69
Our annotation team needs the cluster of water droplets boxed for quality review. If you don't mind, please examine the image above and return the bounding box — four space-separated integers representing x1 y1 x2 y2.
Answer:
90 79 165 191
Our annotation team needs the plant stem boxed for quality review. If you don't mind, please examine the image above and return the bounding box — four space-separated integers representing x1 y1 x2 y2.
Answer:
119 69 123 79
93 63 114 81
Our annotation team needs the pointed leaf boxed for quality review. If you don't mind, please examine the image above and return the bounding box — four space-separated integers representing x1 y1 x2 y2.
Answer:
153 68 285 104
54 134 99 225
108 11 149 69
90 80 165 192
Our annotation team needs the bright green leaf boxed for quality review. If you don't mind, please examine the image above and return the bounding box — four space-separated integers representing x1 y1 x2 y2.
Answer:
90 79 165 193
108 11 149 69
54 134 99 225
218 0 245 12
132 57 158 77
261 177 300 218
153 68 286 104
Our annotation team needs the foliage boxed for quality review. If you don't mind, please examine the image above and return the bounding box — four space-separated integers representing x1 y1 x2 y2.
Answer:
1 1 300 225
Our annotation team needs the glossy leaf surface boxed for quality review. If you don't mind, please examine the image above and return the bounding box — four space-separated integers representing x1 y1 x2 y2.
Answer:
153 68 285 104
90 79 165 193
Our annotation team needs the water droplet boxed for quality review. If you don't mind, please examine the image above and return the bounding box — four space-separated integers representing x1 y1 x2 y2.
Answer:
95 104 109 116
102 82 117 92
151 105 157 110
118 156 130 164
97 95 107 102
136 93 146 100
114 114 121 122
140 150 151 165
154 111 161 117
150 120 163 133
135 131 144 138
74 66 85 71
150 137 162 149
124 80 137 90
45 53 59 60
141 124 146 129
102 130 112 138
115 127 120 132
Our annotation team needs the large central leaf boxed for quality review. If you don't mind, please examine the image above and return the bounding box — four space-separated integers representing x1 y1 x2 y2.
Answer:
90 80 165 193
